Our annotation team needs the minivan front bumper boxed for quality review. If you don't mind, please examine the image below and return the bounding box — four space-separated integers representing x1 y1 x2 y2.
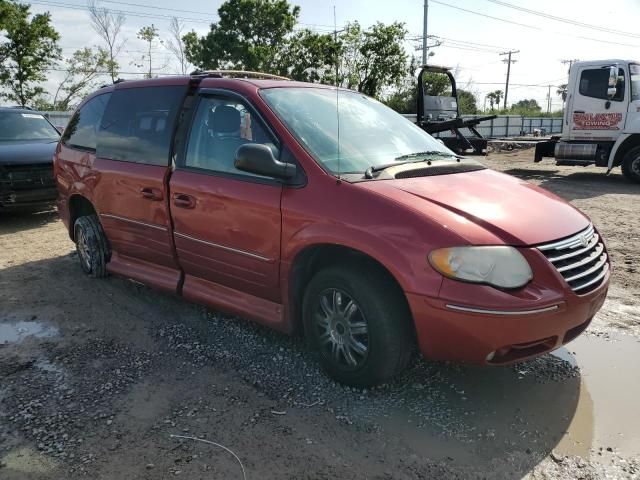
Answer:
407 269 609 365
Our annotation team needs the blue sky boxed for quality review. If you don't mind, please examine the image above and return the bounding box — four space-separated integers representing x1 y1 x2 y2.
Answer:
24 0 640 110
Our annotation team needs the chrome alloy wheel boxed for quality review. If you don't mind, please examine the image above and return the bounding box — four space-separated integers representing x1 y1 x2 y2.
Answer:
314 288 369 370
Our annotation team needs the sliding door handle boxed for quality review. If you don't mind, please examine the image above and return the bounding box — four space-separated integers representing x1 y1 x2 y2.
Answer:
173 193 196 209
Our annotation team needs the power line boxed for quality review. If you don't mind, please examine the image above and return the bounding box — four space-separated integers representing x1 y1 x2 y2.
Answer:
484 0 640 40
430 0 640 49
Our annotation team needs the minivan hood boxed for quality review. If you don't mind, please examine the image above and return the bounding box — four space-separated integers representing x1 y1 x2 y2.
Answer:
0 140 57 166
358 169 589 246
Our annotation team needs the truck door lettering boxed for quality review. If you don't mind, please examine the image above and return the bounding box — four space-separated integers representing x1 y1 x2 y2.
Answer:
573 112 623 130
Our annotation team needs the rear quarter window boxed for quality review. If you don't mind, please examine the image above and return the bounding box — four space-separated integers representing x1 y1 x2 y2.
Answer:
96 86 186 166
62 93 111 151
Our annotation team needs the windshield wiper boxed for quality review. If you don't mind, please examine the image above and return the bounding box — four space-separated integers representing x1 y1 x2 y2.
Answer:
394 150 460 161
364 151 461 179
365 159 428 178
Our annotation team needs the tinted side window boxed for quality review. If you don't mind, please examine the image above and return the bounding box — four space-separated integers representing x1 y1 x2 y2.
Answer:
62 93 111 151
184 95 278 177
579 68 625 101
97 86 186 165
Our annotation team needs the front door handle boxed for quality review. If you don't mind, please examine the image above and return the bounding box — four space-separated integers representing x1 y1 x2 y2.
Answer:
173 193 196 209
573 110 585 114
141 187 163 200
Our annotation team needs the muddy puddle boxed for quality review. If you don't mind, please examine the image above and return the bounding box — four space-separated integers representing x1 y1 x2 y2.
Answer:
552 334 640 457
0 320 58 345
376 333 640 464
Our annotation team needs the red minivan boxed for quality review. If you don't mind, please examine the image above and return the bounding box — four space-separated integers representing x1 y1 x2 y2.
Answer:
54 72 609 386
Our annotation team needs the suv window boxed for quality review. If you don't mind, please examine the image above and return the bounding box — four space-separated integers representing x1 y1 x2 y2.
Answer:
184 95 278 177
97 86 185 165
579 68 625 101
62 93 111 151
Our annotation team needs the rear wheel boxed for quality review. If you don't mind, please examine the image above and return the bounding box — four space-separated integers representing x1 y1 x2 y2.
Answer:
303 265 414 387
74 214 109 278
621 146 640 183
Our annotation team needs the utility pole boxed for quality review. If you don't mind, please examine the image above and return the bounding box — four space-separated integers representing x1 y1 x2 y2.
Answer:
547 84 551 114
422 0 429 65
500 49 519 110
561 58 579 73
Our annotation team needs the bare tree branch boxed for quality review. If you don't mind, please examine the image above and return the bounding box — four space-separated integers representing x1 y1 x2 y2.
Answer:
88 0 125 82
165 17 190 75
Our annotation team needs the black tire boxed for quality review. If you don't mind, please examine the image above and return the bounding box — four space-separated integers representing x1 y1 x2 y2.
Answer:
74 214 109 278
622 146 640 183
302 265 414 387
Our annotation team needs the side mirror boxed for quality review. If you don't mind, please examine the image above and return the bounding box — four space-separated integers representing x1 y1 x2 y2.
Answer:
234 143 296 180
607 66 618 99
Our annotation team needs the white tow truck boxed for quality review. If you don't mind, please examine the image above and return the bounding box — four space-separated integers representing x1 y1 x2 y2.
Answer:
535 59 640 183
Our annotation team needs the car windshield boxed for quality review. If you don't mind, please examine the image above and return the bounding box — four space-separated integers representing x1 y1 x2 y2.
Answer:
0 111 60 142
260 87 455 174
631 64 640 102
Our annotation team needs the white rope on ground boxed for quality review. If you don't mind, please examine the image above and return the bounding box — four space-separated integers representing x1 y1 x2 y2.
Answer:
169 434 247 480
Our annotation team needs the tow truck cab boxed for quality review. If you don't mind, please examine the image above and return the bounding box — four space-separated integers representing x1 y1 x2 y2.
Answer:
534 59 640 182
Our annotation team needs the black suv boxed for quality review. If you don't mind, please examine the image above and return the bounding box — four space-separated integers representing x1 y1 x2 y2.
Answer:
0 107 60 209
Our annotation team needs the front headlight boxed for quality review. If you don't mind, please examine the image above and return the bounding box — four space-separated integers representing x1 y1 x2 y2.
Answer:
429 246 532 289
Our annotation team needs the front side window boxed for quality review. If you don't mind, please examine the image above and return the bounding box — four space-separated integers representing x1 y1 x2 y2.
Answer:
579 68 625 101
62 93 111 150
0 111 60 143
97 86 185 165
184 95 278 177
261 87 453 174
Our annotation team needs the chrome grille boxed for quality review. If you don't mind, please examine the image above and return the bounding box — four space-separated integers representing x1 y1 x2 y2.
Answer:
537 224 609 294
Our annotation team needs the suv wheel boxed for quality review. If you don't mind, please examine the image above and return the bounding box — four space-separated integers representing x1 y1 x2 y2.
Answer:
303 265 414 387
622 146 640 183
74 215 109 278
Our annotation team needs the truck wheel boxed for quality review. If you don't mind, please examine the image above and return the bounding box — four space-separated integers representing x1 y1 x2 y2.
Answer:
302 265 414 387
74 215 109 278
622 146 640 183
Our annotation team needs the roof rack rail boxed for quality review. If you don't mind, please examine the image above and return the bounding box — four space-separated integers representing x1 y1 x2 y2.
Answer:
190 69 290 81
100 78 126 89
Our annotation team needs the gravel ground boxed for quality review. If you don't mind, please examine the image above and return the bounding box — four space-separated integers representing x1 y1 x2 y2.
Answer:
1 149 639 479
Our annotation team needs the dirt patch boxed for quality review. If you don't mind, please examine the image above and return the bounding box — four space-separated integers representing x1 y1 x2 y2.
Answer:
1 152 639 479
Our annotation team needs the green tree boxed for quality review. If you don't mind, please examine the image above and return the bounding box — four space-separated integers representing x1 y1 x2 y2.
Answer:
137 24 162 78
339 21 407 97
185 0 299 71
0 1 61 107
485 90 503 111
47 47 111 110
383 56 419 114
511 98 541 111
557 83 568 102
457 89 478 114
277 29 340 83
421 71 451 96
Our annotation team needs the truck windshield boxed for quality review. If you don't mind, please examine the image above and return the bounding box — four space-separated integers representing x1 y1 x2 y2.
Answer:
631 64 640 102
260 87 454 174
0 111 60 142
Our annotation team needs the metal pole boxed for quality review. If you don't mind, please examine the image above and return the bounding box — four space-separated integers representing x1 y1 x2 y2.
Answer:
547 85 551 114
422 0 429 65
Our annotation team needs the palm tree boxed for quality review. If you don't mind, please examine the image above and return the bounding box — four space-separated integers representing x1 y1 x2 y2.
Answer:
485 90 503 111
556 84 568 102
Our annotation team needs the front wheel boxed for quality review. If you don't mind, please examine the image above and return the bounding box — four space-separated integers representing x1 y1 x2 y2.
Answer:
303 265 414 387
622 146 640 183
74 214 109 278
